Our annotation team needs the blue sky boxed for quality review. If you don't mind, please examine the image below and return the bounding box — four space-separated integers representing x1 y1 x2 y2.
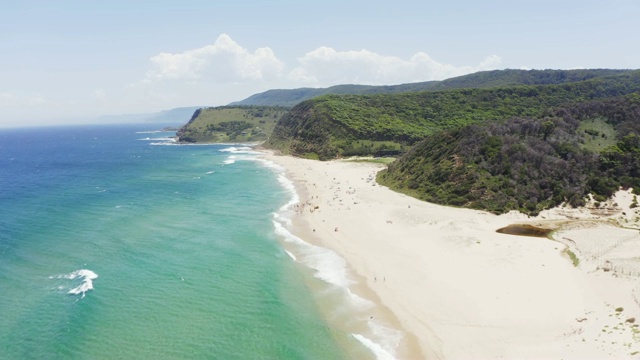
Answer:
1 0 638 126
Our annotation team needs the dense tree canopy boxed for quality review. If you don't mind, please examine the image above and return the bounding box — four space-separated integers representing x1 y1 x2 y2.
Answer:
266 71 640 159
378 95 640 215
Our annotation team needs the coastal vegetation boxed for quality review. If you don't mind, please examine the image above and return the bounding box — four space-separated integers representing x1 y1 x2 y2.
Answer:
177 106 289 143
177 69 640 215
265 71 640 160
565 249 580 267
377 95 640 215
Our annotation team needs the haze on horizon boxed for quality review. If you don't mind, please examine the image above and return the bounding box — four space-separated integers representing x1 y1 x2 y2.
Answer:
1 0 638 127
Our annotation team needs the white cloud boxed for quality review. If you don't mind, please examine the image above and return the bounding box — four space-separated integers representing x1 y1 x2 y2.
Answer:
289 47 502 86
130 34 504 113
141 34 501 89
145 34 284 83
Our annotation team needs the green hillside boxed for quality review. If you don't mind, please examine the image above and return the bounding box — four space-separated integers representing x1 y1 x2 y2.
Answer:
264 71 640 159
231 69 631 107
177 106 289 143
377 94 640 215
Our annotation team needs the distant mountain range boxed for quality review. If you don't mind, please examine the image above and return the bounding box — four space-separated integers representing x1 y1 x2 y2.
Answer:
230 69 633 107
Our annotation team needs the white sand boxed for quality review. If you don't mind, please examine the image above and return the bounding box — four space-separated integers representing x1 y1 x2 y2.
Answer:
264 153 640 360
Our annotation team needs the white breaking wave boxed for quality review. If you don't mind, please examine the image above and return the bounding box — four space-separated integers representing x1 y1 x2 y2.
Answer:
366 320 403 359
276 173 299 212
273 220 353 289
138 137 177 142
269 158 355 290
268 159 400 359
218 145 265 165
285 250 297 261
150 142 179 146
254 158 284 172
352 333 396 360
219 146 260 155
50 269 98 298
135 130 164 134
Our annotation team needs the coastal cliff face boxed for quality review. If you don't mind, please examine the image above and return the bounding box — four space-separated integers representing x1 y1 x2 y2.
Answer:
264 98 387 160
176 106 289 143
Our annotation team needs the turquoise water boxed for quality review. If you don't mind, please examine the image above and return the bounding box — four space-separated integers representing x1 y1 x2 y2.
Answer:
0 125 366 359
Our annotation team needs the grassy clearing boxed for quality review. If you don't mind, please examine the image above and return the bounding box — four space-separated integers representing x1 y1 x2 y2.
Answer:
579 117 617 152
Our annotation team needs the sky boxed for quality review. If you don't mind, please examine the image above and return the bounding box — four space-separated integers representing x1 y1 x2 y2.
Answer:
1 0 638 127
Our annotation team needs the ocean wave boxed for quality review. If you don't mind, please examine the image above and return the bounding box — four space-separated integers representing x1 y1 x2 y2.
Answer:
138 137 177 142
150 142 224 146
150 142 179 146
273 221 353 288
223 154 269 165
273 211 292 227
369 320 403 358
50 269 98 298
276 173 299 212
269 162 401 359
270 160 351 288
149 141 225 147
284 250 297 261
219 146 260 155
274 217 397 358
352 333 396 360
135 130 164 134
253 158 284 172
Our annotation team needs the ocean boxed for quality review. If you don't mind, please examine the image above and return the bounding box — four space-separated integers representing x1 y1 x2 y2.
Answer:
0 124 395 359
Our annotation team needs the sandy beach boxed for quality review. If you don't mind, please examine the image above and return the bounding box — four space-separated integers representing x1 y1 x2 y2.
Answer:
264 152 640 360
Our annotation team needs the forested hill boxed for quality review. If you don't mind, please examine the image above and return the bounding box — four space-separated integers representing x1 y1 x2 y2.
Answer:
377 94 640 215
231 69 632 106
264 71 640 160
177 106 289 143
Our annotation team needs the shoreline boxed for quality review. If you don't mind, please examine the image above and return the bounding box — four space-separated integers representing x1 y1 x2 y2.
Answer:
264 151 640 359
268 156 416 359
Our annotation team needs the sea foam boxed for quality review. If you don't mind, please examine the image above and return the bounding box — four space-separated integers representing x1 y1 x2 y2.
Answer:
351 319 404 360
269 159 402 359
137 137 176 142
218 145 267 165
150 142 178 146
50 269 98 298
276 173 299 212
273 219 353 289
219 146 260 155
135 130 163 134
352 333 396 360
